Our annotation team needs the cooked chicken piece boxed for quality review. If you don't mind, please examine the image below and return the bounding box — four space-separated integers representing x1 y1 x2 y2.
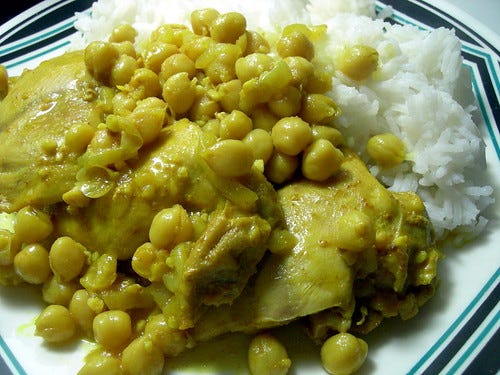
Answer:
0 51 101 212
183 150 438 344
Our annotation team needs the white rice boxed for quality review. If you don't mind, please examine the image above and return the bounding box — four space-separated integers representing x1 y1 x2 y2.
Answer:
70 0 493 241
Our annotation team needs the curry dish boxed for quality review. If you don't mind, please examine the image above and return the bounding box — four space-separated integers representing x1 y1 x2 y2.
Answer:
0 9 439 375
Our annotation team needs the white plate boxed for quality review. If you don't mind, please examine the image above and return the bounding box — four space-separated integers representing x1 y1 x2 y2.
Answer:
0 1 499 374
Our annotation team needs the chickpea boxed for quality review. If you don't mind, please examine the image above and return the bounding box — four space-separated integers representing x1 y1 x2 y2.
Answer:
35 304 76 343
302 140 344 182
271 116 312 156
132 242 168 282
160 53 196 82
69 289 96 336
128 68 161 100
93 310 132 352
189 94 221 122
366 133 406 168
162 72 196 115
336 44 379 81
251 107 278 132
80 254 117 292
198 43 241 84
42 275 79 305
112 92 136 115
219 110 253 140
209 12 247 44
333 210 375 252
320 333 368 375
143 42 178 73
235 53 274 83
131 97 167 145
109 23 137 43
14 206 53 244
180 35 213 62
84 41 119 83
49 236 87 282
243 128 274 163
144 314 190 356
149 205 193 250
78 354 122 375
13 244 50 284
121 337 164 375
0 64 8 98
304 69 332 93
311 125 344 146
203 139 254 178
110 54 137 86
300 93 341 126
248 333 291 375
217 79 242 112
113 41 137 58
268 85 302 118
265 151 298 184
244 31 270 55
64 123 95 153
190 8 220 36
283 56 314 86
276 31 314 60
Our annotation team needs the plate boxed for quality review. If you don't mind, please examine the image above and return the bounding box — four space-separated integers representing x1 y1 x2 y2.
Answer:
0 1 499 374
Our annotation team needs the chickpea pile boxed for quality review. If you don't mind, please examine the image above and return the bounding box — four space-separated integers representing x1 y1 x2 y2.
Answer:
0 8 395 375
80 9 346 187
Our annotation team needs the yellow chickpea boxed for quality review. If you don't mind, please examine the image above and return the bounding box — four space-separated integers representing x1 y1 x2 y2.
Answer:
203 139 255 178
276 31 314 60
14 206 53 244
336 44 379 81
268 85 302 118
283 56 314 86
69 289 96 336
35 304 76 343
235 53 274 83
80 254 117 292
217 79 242 112
366 133 406 168
190 8 220 36
143 42 178 73
121 337 164 375
160 53 196 82
110 54 138 86
13 244 51 284
189 94 221 122
302 139 344 181
144 314 190 356
271 116 312 156
149 205 193 250
333 210 375 252
64 123 95 153
132 242 168 282
243 128 274 163
251 107 278 132
244 30 271 55
219 110 253 140
209 12 247 44
49 236 87 282
93 310 132 352
321 333 368 375
162 72 196 115
109 23 137 43
84 41 119 83
248 333 291 375
128 68 161 100
42 275 79 305
300 93 341 125
130 97 167 145
311 125 344 147
265 151 298 184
